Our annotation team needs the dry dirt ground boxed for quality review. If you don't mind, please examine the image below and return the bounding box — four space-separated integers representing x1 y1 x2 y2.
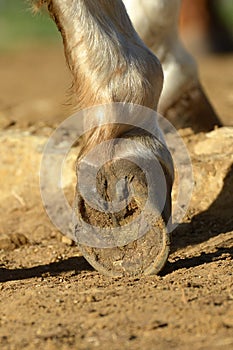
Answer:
0 47 233 350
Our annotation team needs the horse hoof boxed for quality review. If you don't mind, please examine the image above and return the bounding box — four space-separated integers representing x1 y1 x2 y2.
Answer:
161 83 222 133
77 215 170 277
73 132 174 277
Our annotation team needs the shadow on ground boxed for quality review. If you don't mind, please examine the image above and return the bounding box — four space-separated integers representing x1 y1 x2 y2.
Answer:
0 256 93 283
162 246 233 275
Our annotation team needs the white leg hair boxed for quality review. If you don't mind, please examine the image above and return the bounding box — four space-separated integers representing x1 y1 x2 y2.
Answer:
123 0 222 131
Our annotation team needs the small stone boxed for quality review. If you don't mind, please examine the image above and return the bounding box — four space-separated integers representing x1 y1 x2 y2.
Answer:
61 236 74 246
86 295 97 303
50 231 58 238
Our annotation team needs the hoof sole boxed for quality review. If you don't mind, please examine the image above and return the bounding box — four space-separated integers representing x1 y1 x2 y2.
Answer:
77 216 170 277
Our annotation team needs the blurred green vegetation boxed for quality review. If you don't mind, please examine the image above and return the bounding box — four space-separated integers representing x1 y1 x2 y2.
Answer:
0 0 232 51
0 0 59 50
216 0 233 35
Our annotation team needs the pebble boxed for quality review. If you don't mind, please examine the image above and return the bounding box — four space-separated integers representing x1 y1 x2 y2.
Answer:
61 236 75 246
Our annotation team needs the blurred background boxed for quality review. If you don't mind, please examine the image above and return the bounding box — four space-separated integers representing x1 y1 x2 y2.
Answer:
0 0 59 50
0 0 232 132
180 0 233 53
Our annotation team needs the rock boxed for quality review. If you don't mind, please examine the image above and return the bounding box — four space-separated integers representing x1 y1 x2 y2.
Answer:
0 130 77 201
190 127 233 214
194 127 233 156
0 130 77 243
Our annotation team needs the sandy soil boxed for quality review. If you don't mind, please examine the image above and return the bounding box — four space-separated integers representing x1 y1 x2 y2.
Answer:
0 47 232 350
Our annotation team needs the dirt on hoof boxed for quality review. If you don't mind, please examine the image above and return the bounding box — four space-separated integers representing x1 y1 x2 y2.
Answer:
0 49 232 350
